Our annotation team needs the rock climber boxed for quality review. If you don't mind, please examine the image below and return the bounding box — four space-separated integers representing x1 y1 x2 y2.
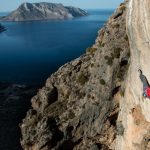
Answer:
139 69 150 98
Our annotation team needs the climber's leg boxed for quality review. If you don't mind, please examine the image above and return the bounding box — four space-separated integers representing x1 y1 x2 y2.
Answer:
139 70 149 89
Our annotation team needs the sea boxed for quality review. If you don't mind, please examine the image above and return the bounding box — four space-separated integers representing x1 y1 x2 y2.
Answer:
0 10 114 84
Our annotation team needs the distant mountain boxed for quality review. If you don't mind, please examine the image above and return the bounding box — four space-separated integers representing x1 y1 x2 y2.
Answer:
1 2 88 21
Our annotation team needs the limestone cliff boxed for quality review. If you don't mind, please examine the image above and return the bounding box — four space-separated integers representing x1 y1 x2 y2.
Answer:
1 2 87 22
20 2 130 150
116 0 150 149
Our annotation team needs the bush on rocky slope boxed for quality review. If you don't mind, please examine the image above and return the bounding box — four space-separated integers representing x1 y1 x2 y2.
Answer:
20 2 130 150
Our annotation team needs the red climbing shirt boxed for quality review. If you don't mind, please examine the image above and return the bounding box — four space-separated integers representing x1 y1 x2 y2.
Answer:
145 87 150 97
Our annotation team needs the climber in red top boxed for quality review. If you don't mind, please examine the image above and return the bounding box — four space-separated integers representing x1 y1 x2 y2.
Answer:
139 69 150 98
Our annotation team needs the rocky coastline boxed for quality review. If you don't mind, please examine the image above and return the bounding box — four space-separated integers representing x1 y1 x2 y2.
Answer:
20 2 129 150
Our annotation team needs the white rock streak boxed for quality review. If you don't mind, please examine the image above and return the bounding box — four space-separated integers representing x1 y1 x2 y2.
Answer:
116 0 150 149
24 3 30 11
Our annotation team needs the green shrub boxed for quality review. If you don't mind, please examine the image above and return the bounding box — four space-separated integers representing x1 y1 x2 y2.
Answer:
99 41 105 47
125 34 128 41
86 47 90 53
86 47 97 54
120 88 125 97
113 24 120 28
87 94 91 99
101 43 105 47
117 60 130 81
100 79 106 85
64 93 69 100
105 55 113 66
107 58 113 65
105 56 109 60
119 5 126 11
99 41 102 46
105 48 123 65
78 92 86 98
117 71 124 81
117 122 124 136
91 63 94 67
127 51 130 57
113 48 123 58
77 73 88 85
68 110 75 119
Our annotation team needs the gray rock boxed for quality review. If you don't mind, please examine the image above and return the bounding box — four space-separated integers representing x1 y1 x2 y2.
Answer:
20 2 130 150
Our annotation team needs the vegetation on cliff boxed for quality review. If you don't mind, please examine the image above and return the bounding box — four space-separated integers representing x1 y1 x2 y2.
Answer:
20 2 130 150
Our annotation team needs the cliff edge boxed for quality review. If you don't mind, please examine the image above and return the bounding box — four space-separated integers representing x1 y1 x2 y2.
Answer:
20 2 130 150
116 0 150 149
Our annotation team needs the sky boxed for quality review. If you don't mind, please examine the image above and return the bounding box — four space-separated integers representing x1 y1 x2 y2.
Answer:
0 0 123 12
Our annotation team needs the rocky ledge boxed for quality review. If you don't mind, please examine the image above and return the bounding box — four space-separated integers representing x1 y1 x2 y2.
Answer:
20 2 129 150
1 2 88 22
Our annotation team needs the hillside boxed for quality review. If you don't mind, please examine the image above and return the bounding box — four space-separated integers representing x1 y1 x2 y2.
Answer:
1 2 88 21
20 2 129 150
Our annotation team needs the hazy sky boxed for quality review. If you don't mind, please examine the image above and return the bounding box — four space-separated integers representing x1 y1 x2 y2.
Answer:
0 0 123 12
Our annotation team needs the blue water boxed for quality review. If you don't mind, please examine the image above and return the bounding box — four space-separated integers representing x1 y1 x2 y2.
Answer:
0 10 113 84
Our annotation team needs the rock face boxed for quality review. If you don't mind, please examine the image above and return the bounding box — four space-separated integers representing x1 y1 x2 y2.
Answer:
1 2 88 22
20 2 130 150
116 0 150 149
